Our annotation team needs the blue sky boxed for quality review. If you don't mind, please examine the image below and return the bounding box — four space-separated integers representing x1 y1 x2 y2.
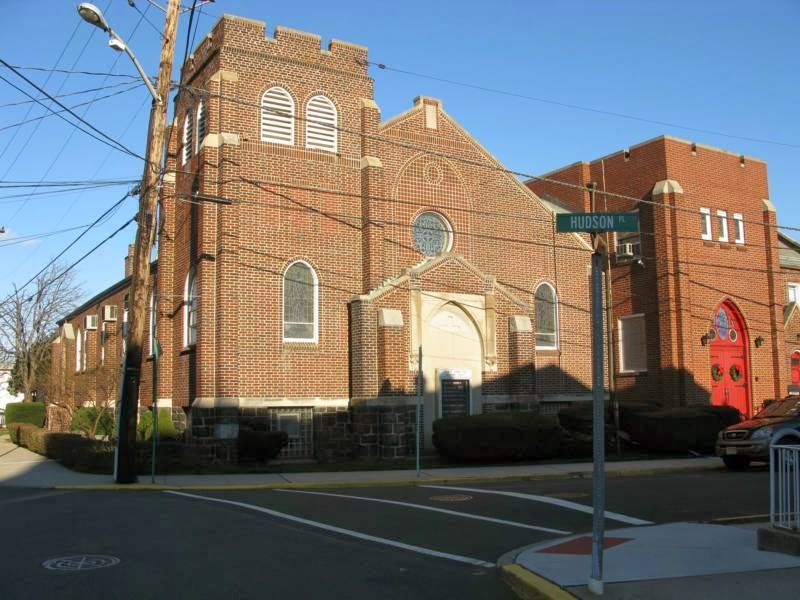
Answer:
0 0 797 305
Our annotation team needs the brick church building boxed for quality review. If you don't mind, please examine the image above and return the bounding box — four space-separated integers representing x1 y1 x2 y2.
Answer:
50 14 797 461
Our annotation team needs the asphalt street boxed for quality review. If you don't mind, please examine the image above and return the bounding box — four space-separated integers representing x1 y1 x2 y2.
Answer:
0 468 770 599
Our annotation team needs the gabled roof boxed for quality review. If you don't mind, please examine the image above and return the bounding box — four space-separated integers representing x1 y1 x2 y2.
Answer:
379 98 593 252
779 232 800 271
354 252 532 310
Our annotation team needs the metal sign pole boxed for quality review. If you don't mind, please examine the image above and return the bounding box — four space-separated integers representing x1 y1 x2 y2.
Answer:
416 345 422 478
588 239 606 595
151 339 161 484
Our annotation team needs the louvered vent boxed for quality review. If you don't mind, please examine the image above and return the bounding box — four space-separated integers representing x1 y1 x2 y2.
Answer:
182 111 193 165
196 99 206 151
305 95 337 152
261 87 295 145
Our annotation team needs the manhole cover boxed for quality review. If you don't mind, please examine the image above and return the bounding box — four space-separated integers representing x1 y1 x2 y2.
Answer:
429 494 473 502
43 555 120 571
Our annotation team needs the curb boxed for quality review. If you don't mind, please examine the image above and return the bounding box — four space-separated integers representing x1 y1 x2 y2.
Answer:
51 461 722 491
500 564 577 600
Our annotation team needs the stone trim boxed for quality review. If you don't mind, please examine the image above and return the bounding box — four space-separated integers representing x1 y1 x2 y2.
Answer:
162 172 176 183
201 133 240 149
378 308 403 328
763 198 776 213
192 397 349 408
208 69 239 82
275 26 321 42
509 315 532 333
360 156 383 169
652 179 684 196
360 98 379 110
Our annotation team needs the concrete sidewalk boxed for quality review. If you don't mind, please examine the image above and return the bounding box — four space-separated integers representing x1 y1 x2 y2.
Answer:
0 434 724 489
503 522 800 599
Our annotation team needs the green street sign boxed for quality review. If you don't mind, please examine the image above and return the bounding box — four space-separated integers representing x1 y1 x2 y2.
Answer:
556 212 639 233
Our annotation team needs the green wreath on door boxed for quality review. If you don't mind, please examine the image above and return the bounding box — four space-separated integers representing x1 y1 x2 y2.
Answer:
711 364 724 381
729 364 743 382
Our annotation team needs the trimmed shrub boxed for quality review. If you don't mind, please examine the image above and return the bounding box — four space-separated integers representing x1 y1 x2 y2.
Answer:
699 405 742 429
618 402 662 436
70 407 115 439
433 412 562 461
238 430 289 462
626 406 732 453
137 408 179 441
5 402 45 427
557 402 616 434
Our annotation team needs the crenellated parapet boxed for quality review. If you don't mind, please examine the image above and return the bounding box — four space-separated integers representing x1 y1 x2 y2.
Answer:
181 13 369 85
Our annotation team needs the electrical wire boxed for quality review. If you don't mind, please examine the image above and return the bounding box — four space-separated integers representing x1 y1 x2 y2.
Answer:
364 60 800 150
0 79 141 108
5 65 139 79
0 81 144 133
180 83 800 236
0 222 94 247
0 64 146 161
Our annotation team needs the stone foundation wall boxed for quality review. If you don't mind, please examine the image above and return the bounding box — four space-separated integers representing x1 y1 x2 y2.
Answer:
352 404 419 460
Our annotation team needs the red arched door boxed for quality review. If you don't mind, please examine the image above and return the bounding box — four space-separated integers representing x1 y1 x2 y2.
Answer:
709 302 750 417
791 351 800 387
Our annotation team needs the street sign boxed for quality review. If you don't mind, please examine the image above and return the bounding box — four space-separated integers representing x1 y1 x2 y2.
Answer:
556 212 639 233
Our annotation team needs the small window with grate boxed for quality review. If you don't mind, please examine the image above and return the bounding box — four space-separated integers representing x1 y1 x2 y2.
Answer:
261 86 295 145
305 95 337 152
182 110 193 165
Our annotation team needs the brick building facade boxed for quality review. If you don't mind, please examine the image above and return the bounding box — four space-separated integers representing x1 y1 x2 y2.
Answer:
527 135 793 418
51 14 596 460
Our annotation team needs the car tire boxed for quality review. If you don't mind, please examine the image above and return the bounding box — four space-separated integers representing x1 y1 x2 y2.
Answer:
722 455 751 470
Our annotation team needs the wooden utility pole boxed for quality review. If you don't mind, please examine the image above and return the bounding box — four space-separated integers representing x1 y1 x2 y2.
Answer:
115 0 180 483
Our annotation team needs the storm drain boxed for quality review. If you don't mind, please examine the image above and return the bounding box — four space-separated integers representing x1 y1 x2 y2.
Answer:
42 555 120 571
429 494 473 503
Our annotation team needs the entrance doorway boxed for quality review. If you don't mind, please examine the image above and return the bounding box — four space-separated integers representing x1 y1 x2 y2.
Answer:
709 301 750 417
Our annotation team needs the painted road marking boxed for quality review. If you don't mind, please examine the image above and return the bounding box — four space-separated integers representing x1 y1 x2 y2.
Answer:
276 489 571 535
165 490 496 568
422 485 654 526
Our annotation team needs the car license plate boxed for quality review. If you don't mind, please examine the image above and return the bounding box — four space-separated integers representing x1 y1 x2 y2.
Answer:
725 448 737 455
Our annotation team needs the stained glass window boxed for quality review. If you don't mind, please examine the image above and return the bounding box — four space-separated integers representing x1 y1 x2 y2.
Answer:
715 307 729 340
283 261 317 341
412 212 451 257
535 283 558 348
185 270 198 347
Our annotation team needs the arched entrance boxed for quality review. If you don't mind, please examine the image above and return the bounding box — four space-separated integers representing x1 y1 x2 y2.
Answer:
422 302 483 438
708 301 750 417
791 351 800 388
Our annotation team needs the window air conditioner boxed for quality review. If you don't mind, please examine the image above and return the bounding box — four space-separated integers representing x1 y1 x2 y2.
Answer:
617 243 635 257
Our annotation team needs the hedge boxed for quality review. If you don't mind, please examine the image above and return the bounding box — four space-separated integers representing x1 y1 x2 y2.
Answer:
238 430 289 462
5 402 45 427
557 402 615 434
70 407 115 440
137 408 179 441
624 405 741 453
433 412 562 461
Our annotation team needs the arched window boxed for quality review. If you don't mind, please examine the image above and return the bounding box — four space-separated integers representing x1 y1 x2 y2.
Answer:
535 282 558 349
283 261 318 342
261 86 295 145
149 289 157 356
305 95 337 152
182 110 193 165
75 327 82 373
184 270 198 347
195 99 206 152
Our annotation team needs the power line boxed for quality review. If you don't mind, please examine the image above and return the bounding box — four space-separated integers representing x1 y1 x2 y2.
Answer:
0 222 95 247
181 83 800 236
13 190 135 294
0 178 139 188
0 81 144 133
0 63 146 161
364 60 800 150
5 65 139 79
0 79 141 108
0 181 139 203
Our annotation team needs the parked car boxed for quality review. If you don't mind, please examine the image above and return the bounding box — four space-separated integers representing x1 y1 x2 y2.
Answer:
716 396 800 469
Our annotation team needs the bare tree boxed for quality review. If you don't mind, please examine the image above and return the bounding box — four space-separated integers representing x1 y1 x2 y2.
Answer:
0 264 82 403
